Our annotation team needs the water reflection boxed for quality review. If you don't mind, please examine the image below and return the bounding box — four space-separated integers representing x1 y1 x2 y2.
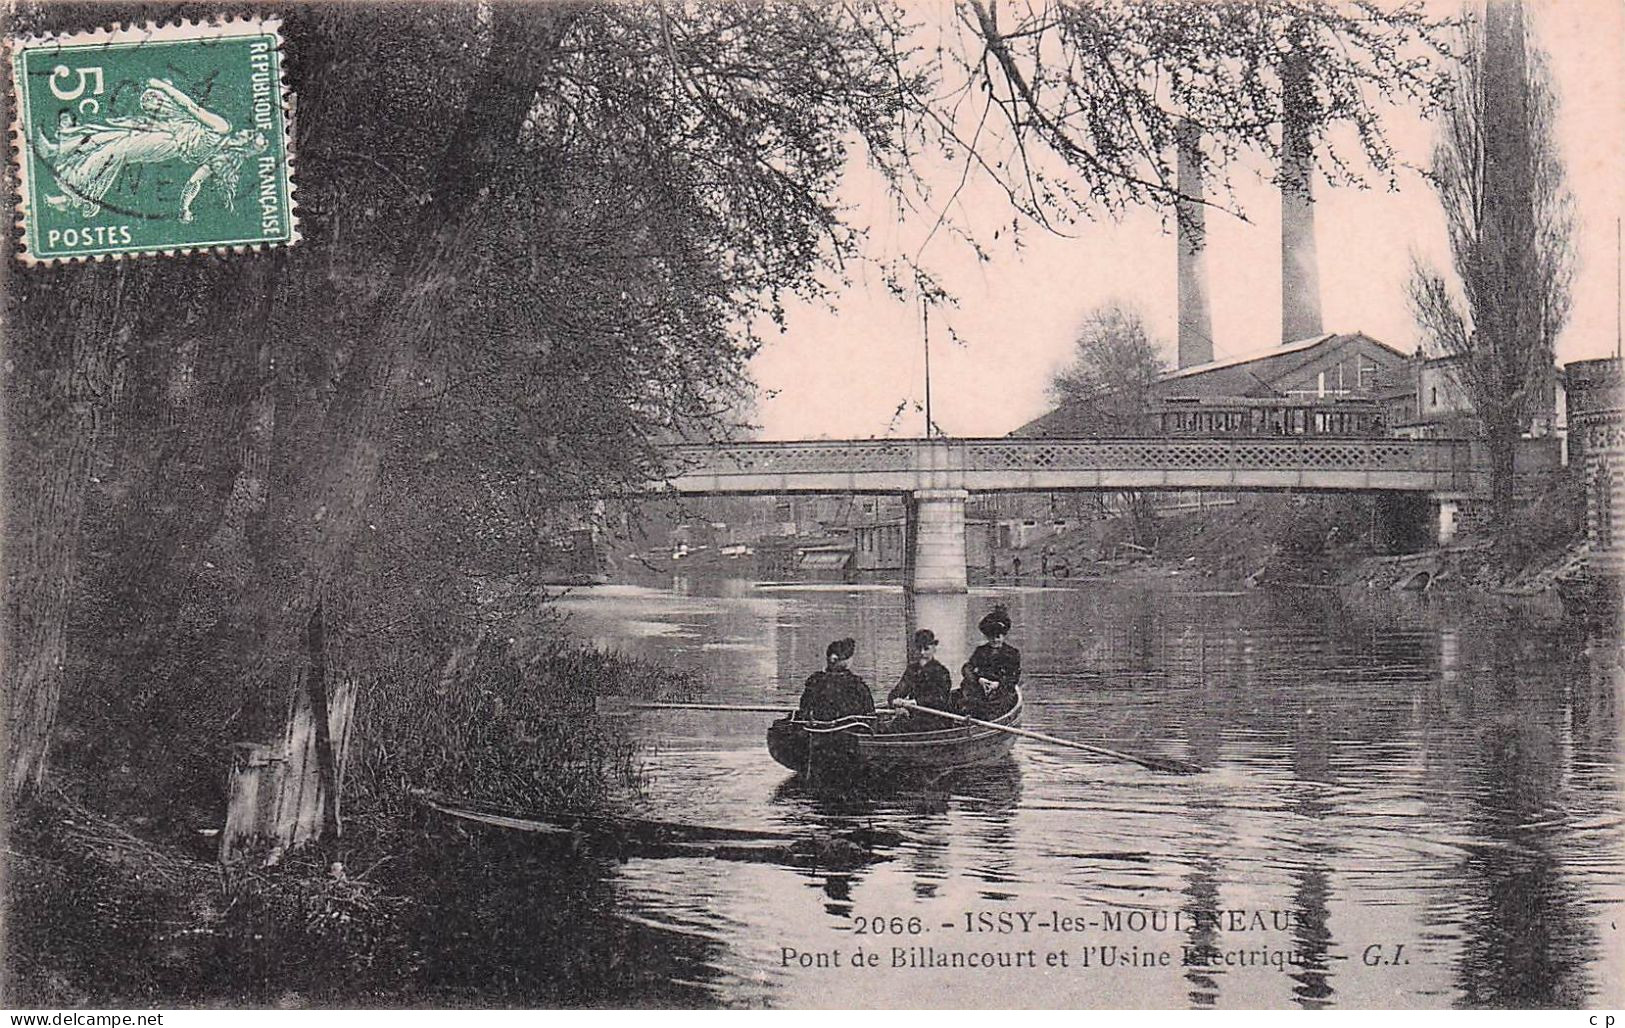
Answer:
1179 849 1224 1007
404 833 727 1007
543 580 1623 1009
904 590 971 676
1283 705 1336 1010
1444 624 1597 1007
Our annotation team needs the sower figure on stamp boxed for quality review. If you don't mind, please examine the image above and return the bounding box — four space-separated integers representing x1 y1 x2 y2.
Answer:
38 78 265 222
797 638 875 722
956 606 1020 719
879 628 953 732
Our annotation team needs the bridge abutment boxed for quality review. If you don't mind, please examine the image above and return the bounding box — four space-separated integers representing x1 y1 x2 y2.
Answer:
1434 496 1463 546
905 488 969 593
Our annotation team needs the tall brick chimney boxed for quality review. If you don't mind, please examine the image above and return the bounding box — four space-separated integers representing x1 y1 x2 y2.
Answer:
1280 23 1324 343
1176 118 1213 369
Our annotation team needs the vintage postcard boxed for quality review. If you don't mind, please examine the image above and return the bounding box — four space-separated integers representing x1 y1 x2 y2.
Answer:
2 0 1621 1015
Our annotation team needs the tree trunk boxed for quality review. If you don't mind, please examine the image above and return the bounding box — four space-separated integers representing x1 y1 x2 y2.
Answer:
4 269 132 802
6 419 103 800
1124 491 1157 549
230 4 580 741
1488 417 1519 554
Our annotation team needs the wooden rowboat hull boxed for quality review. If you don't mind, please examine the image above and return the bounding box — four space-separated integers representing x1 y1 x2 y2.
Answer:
767 695 1022 779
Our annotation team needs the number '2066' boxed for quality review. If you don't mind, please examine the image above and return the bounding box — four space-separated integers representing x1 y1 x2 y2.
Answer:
854 915 924 935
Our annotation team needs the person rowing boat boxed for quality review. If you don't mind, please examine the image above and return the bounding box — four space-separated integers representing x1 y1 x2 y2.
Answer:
796 637 875 723
878 628 952 733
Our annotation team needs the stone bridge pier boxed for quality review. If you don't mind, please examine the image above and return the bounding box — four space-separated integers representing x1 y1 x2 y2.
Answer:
1433 494 1465 546
903 488 970 593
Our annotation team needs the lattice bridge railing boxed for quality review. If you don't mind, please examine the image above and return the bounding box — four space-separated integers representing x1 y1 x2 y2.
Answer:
661 437 1481 493
957 438 1449 473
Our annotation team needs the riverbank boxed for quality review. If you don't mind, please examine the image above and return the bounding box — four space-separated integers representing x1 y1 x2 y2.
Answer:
3 645 696 1008
989 492 1613 620
6 787 755 1007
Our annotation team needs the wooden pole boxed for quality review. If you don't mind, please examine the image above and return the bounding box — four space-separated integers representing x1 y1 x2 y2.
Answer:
922 296 934 438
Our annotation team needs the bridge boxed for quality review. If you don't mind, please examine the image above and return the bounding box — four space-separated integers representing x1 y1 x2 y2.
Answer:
660 436 1486 593
664 437 1482 494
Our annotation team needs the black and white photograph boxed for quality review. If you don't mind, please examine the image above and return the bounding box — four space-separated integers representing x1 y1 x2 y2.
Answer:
2 0 1622 1012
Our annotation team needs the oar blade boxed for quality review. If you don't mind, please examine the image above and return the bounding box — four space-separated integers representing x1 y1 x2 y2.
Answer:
1070 742 1203 776
1138 754 1204 775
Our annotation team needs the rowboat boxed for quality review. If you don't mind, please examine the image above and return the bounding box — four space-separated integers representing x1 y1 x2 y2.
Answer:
766 691 1023 779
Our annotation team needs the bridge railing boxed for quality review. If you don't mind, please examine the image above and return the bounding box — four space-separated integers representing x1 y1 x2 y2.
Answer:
956 437 1475 473
665 439 931 473
661 437 1485 494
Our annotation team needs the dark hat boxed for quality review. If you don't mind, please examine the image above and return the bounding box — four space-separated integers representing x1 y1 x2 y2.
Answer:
978 606 1012 637
826 637 856 662
912 628 938 651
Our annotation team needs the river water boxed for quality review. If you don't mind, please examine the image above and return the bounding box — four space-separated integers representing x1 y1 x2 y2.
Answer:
546 578 1623 1009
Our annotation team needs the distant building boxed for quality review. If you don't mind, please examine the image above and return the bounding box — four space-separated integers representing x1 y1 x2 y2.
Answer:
1020 330 1570 454
540 527 606 583
1153 332 1407 402
1016 332 1410 438
1565 358 1622 474
962 492 1101 555
772 496 850 537
1374 352 1561 442
1565 357 1624 560
754 535 853 582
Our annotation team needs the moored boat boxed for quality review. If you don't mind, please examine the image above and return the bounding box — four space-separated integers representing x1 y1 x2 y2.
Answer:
767 691 1022 780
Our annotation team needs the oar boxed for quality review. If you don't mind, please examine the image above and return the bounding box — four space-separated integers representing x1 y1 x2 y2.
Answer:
893 700 1202 775
596 697 886 733
596 697 796 716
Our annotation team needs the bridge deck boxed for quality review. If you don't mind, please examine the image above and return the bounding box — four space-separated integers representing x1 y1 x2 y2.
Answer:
662 437 1485 496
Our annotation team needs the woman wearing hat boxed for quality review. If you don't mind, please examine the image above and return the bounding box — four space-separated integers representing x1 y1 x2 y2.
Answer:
880 628 954 731
956 605 1021 718
797 638 876 722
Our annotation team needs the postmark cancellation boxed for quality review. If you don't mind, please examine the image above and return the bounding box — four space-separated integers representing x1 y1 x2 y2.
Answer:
7 17 297 263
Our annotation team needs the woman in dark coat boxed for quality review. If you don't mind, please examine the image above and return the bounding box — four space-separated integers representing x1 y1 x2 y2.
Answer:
797 638 875 722
957 606 1021 718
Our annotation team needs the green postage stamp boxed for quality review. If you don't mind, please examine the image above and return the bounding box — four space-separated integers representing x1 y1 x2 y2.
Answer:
8 18 296 263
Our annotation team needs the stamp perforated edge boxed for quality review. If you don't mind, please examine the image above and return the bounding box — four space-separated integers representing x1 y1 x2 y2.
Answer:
6 16 300 265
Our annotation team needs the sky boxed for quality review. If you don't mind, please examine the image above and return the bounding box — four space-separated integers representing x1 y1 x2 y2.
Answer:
748 0 1625 440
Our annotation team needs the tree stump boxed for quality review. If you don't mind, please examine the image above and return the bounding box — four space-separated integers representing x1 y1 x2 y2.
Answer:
221 676 356 865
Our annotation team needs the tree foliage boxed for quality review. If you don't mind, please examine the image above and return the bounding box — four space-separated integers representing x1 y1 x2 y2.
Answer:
1048 302 1168 434
1045 302 1168 545
1408 0 1573 538
908 0 1451 240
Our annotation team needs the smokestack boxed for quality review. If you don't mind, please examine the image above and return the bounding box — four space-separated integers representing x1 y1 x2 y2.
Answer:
1176 118 1213 369
1280 23 1324 343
